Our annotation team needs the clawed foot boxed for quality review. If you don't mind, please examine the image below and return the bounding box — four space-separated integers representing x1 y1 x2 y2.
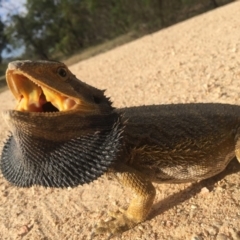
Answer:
96 209 138 235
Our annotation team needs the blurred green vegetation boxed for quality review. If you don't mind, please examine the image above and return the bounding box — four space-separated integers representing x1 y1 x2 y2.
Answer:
0 0 235 66
0 62 6 76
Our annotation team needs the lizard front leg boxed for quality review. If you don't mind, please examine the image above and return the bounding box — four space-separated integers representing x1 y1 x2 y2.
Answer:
96 163 156 235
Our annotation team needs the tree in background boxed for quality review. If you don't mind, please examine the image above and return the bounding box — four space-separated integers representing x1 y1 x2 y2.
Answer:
4 0 161 60
5 0 60 59
0 18 7 63
2 0 227 61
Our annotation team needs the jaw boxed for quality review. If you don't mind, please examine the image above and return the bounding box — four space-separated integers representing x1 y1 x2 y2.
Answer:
6 69 81 113
5 60 115 117
3 63 116 141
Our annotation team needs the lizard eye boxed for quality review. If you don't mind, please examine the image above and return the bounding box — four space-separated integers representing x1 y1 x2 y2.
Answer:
57 68 67 78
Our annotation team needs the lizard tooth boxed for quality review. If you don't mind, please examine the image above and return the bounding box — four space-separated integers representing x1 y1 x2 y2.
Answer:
63 98 77 110
15 81 43 112
16 97 27 111
41 87 62 110
42 86 77 111
52 97 76 111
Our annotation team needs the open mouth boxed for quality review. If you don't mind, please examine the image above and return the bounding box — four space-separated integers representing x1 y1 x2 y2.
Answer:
6 71 79 113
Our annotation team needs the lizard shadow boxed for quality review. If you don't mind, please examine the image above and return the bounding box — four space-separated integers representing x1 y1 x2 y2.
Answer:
149 158 240 220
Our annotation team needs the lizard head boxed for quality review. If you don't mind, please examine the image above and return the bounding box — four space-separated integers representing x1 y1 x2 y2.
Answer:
3 60 117 141
6 60 113 113
1 60 123 188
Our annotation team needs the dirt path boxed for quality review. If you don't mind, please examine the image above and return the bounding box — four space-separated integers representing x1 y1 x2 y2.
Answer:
1 2 240 240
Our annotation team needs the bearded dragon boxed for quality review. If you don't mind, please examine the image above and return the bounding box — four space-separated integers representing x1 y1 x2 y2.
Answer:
1 60 240 235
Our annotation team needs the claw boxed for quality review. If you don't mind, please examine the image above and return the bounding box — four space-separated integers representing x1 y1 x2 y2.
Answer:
108 208 126 218
95 211 137 235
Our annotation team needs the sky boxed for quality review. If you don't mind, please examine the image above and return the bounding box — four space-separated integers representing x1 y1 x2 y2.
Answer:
0 0 27 58
0 0 26 21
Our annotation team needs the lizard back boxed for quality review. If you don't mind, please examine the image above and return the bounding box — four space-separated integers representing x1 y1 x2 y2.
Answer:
117 103 240 183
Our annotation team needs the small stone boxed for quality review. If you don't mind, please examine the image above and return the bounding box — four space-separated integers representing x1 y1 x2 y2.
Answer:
213 221 223 228
191 235 203 240
230 48 237 53
230 229 240 240
191 205 198 209
205 225 218 236
166 220 173 227
216 233 229 240
17 225 29 236
138 225 144 231
200 187 210 195
216 186 224 192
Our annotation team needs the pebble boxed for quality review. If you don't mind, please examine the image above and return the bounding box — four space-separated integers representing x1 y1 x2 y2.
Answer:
204 225 218 236
216 233 230 240
230 229 240 240
17 225 30 237
200 187 210 195
191 235 203 240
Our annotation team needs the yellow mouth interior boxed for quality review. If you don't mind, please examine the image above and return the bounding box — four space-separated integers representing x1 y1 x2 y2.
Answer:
7 72 78 112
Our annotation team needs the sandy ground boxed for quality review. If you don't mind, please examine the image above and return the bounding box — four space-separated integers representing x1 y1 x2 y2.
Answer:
1 2 240 240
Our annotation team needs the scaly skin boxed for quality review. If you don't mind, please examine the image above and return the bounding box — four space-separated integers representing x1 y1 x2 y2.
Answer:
1 60 240 235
